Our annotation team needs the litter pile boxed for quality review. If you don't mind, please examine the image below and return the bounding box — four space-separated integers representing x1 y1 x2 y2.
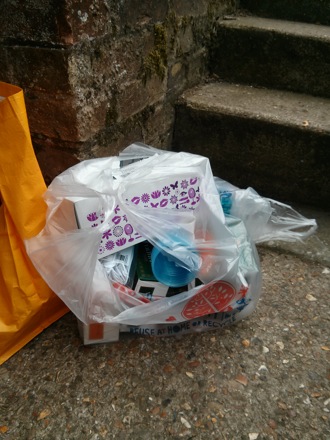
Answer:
26 143 317 344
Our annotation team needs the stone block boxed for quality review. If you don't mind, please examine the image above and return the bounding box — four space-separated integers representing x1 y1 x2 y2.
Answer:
167 62 187 100
91 119 145 159
91 102 172 160
0 0 114 46
186 48 208 85
25 91 78 142
64 0 114 43
117 76 166 121
143 102 174 148
109 32 155 84
0 0 65 45
119 0 169 29
33 141 80 186
177 25 194 54
0 45 70 93
172 1 208 17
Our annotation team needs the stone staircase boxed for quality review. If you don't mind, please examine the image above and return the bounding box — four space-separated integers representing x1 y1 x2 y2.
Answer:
172 1 330 209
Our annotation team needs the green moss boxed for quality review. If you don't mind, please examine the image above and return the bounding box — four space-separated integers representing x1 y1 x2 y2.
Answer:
166 9 180 51
181 16 190 32
207 0 218 19
142 24 168 83
141 8 198 83
166 10 179 33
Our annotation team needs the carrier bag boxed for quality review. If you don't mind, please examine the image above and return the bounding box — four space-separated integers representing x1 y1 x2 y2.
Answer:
25 144 262 339
0 82 68 364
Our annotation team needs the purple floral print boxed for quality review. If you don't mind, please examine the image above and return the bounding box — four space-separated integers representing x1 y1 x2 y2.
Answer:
105 241 115 251
151 190 161 199
87 212 98 222
141 193 150 203
113 226 123 237
116 238 127 246
162 186 170 196
102 229 112 239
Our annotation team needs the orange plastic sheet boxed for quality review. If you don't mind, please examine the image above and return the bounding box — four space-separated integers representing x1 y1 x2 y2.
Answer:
0 81 68 365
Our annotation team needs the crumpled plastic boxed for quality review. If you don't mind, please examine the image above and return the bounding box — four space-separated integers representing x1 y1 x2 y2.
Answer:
25 143 262 329
25 142 317 338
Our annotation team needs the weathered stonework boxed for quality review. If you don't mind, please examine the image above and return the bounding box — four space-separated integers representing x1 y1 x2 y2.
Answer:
0 0 237 182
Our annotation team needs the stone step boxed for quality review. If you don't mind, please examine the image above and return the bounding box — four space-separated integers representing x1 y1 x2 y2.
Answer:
173 81 330 208
240 0 330 26
210 16 330 98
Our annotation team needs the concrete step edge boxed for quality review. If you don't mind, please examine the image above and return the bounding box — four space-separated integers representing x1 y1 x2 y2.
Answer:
179 81 330 134
239 0 330 26
218 16 330 41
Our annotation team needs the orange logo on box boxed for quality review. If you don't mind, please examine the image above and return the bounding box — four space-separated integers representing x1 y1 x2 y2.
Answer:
89 323 104 340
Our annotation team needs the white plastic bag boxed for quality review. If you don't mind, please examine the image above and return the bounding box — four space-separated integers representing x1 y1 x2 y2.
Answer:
214 177 317 243
25 144 262 331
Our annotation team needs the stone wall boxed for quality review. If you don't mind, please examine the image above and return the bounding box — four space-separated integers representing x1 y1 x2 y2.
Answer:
0 0 237 184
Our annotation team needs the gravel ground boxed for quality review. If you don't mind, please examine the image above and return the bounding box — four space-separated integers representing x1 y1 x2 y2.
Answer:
1 207 329 440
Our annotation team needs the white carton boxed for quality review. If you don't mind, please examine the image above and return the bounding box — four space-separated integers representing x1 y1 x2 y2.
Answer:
73 197 145 259
123 174 201 210
77 320 120 344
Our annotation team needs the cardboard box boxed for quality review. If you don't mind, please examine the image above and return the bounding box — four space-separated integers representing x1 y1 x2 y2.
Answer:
73 197 145 259
64 169 204 260
123 174 201 210
77 320 120 344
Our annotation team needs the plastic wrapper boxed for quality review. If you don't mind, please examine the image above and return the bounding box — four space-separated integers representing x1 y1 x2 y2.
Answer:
25 144 264 336
214 177 317 243
101 247 136 287
25 143 315 340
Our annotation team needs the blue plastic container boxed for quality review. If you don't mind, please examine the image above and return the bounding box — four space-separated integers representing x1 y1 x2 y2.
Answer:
151 245 197 288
